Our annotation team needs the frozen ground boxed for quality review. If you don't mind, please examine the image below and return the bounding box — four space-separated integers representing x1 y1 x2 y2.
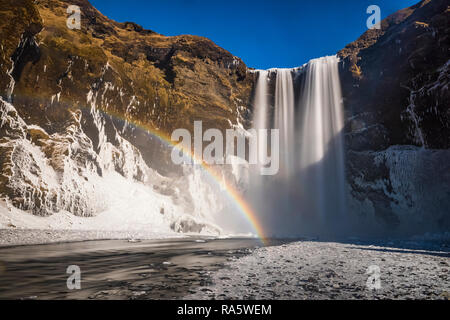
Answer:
0 229 182 247
187 240 450 300
0 198 181 246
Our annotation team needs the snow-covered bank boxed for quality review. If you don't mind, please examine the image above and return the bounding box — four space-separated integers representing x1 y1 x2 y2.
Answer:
0 196 180 246
1 97 252 243
187 241 450 300
0 172 192 232
0 229 183 247
0 176 212 246
0 197 251 247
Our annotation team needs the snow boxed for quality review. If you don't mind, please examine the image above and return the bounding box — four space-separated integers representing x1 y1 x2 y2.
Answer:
0 94 252 244
0 172 160 231
0 168 223 243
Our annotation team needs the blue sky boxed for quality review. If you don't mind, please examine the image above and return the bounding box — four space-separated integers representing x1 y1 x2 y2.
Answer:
90 0 419 69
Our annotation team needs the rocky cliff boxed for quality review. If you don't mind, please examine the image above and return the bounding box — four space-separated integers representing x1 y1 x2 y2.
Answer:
0 0 253 172
338 0 450 234
0 0 252 233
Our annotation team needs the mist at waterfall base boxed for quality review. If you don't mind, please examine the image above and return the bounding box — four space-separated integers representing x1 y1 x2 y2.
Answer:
248 56 353 239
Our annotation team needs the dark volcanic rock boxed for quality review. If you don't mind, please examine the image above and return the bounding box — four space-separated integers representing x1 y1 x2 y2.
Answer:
338 0 449 150
338 0 450 232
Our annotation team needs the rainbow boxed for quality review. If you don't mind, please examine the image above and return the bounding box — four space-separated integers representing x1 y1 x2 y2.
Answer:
136 124 266 243
6 90 267 243
87 108 267 244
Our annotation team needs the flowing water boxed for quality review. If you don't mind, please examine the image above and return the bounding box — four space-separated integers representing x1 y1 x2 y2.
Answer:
251 56 347 237
251 70 270 176
0 238 287 300
297 56 346 222
274 69 295 177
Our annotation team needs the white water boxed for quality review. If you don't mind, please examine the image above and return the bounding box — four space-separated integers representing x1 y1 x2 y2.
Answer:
274 69 295 177
251 70 269 174
251 56 347 236
298 56 346 223
252 71 269 132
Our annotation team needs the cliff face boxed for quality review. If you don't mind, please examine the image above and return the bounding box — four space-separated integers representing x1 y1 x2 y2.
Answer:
338 0 450 233
0 0 253 174
0 0 250 231
339 0 449 150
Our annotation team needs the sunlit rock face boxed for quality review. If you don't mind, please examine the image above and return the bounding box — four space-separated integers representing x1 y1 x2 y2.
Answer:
338 0 450 234
0 0 253 175
0 0 253 234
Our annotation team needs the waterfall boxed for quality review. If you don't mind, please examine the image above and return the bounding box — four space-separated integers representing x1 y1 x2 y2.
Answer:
250 56 347 236
253 71 269 131
274 69 295 177
298 56 346 224
252 70 269 173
